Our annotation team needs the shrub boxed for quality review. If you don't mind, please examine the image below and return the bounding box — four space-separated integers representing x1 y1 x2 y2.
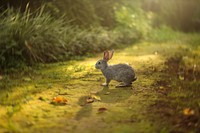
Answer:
0 5 122 69
146 26 180 43
114 5 151 43
0 5 70 68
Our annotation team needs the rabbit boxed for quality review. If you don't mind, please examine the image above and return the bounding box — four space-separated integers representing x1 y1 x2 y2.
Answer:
95 50 137 87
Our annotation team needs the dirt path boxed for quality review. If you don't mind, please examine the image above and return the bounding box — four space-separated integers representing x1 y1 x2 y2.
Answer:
0 42 199 133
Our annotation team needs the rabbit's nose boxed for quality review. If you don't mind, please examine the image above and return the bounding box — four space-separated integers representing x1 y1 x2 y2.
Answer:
95 64 98 69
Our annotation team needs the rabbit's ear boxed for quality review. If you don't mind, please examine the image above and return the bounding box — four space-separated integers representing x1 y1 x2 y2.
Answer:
108 50 114 60
103 51 109 61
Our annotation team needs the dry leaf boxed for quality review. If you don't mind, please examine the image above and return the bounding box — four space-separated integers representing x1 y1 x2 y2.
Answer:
86 94 101 104
86 98 94 103
98 107 108 113
89 94 101 101
183 108 195 116
0 75 3 80
51 96 68 105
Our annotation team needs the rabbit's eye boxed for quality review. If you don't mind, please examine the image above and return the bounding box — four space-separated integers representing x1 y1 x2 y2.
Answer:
98 62 101 64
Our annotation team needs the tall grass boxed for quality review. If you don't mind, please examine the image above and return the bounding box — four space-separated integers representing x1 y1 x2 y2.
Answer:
0 5 123 69
146 26 200 46
0 5 69 68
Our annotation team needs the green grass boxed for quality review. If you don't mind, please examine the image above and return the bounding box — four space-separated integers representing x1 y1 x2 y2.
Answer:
0 41 199 133
0 5 134 70
146 26 200 46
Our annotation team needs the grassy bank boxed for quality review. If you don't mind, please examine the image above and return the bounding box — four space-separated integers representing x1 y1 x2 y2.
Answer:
0 5 141 70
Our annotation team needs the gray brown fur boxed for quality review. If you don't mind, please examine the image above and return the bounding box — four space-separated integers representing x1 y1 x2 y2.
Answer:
95 50 137 87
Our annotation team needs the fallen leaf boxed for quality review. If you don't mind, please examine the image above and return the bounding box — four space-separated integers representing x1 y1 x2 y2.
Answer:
89 94 101 101
183 108 195 116
98 107 108 113
86 94 101 104
51 96 68 105
86 98 94 103
0 75 3 80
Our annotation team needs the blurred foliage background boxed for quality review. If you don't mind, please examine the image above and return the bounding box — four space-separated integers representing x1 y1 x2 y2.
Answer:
142 0 200 32
0 0 200 69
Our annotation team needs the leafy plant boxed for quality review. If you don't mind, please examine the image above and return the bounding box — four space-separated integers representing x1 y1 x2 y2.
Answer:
0 5 122 69
114 4 151 43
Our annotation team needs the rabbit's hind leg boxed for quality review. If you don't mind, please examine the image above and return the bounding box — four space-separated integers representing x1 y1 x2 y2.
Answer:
116 82 132 87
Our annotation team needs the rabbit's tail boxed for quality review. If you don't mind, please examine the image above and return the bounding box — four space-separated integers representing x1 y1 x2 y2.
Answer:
133 77 137 82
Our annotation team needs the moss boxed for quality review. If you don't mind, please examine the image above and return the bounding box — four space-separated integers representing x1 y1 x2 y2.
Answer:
0 42 199 133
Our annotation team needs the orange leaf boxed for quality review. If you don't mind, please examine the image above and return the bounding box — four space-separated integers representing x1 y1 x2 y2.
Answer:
52 96 68 105
183 108 194 116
